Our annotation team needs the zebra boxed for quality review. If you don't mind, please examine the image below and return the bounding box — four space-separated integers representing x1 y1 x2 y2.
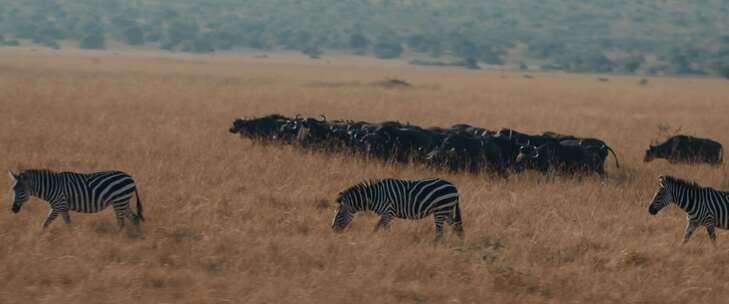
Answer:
648 175 729 245
9 169 144 230
331 178 464 240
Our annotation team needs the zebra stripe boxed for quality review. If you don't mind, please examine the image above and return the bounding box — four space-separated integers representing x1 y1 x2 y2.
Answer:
648 175 729 244
332 178 464 240
10 169 144 230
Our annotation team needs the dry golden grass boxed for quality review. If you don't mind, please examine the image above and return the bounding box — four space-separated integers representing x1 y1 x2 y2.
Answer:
2 47 729 303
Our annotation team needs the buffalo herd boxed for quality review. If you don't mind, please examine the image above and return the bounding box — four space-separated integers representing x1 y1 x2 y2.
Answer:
229 114 623 178
229 115 727 178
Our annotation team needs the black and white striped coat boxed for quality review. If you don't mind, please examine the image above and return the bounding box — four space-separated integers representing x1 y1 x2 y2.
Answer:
332 178 463 239
9 169 144 229
648 175 729 244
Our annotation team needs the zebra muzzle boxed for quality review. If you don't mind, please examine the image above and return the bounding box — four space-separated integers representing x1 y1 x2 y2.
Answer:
648 206 658 215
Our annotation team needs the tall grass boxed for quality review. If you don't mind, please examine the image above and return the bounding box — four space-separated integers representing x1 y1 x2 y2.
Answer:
1 48 729 303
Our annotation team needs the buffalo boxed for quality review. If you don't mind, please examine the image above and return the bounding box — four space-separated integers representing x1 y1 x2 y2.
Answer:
297 116 334 148
361 124 442 163
561 138 620 175
493 129 564 171
515 138 618 177
426 132 507 177
229 114 293 141
645 135 723 165
515 142 593 176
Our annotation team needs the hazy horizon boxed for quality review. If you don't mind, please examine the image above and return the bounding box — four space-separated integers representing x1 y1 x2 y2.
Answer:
1 0 728 77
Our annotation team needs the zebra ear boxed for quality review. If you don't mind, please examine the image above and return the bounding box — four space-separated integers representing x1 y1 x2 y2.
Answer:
8 170 18 181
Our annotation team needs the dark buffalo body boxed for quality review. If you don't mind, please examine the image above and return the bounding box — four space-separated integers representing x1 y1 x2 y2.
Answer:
515 142 590 175
229 114 300 142
297 117 333 147
514 135 619 177
645 135 723 165
426 132 507 177
229 114 618 178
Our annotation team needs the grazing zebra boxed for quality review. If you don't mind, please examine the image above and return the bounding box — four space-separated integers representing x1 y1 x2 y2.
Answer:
331 178 463 240
9 169 144 230
648 175 729 244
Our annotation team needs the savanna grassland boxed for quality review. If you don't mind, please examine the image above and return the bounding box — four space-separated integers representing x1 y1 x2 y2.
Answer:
1 48 729 303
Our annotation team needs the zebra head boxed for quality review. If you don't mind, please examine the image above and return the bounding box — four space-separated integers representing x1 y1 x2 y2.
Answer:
331 191 356 232
8 170 29 214
648 176 674 215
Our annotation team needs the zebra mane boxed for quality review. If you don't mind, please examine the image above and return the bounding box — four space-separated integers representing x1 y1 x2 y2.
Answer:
662 175 702 189
21 169 55 176
18 169 56 176
339 179 380 199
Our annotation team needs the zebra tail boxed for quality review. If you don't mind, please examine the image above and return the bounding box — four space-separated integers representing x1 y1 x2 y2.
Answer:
135 189 145 221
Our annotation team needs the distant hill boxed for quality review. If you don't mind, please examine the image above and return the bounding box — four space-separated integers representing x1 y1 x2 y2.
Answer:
1 0 728 77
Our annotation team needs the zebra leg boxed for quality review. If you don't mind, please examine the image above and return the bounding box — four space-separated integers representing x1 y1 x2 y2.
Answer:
62 211 71 224
682 222 699 244
444 207 465 239
451 205 465 240
116 216 125 229
111 200 131 230
707 226 717 245
126 210 141 226
453 224 465 240
42 209 60 229
373 214 393 232
114 208 127 230
434 214 447 241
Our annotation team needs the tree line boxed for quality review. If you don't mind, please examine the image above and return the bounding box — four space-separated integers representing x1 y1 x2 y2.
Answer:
1 0 728 78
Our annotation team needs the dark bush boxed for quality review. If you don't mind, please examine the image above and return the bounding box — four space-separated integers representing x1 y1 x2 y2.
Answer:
80 33 105 49
373 39 403 59
555 49 615 73
181 37 214 53
349 33 369 53
464 57 480 69
1 39 20 46
124 25 145 45
620 55 645 73
719 64 729 79
302 45 322 59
